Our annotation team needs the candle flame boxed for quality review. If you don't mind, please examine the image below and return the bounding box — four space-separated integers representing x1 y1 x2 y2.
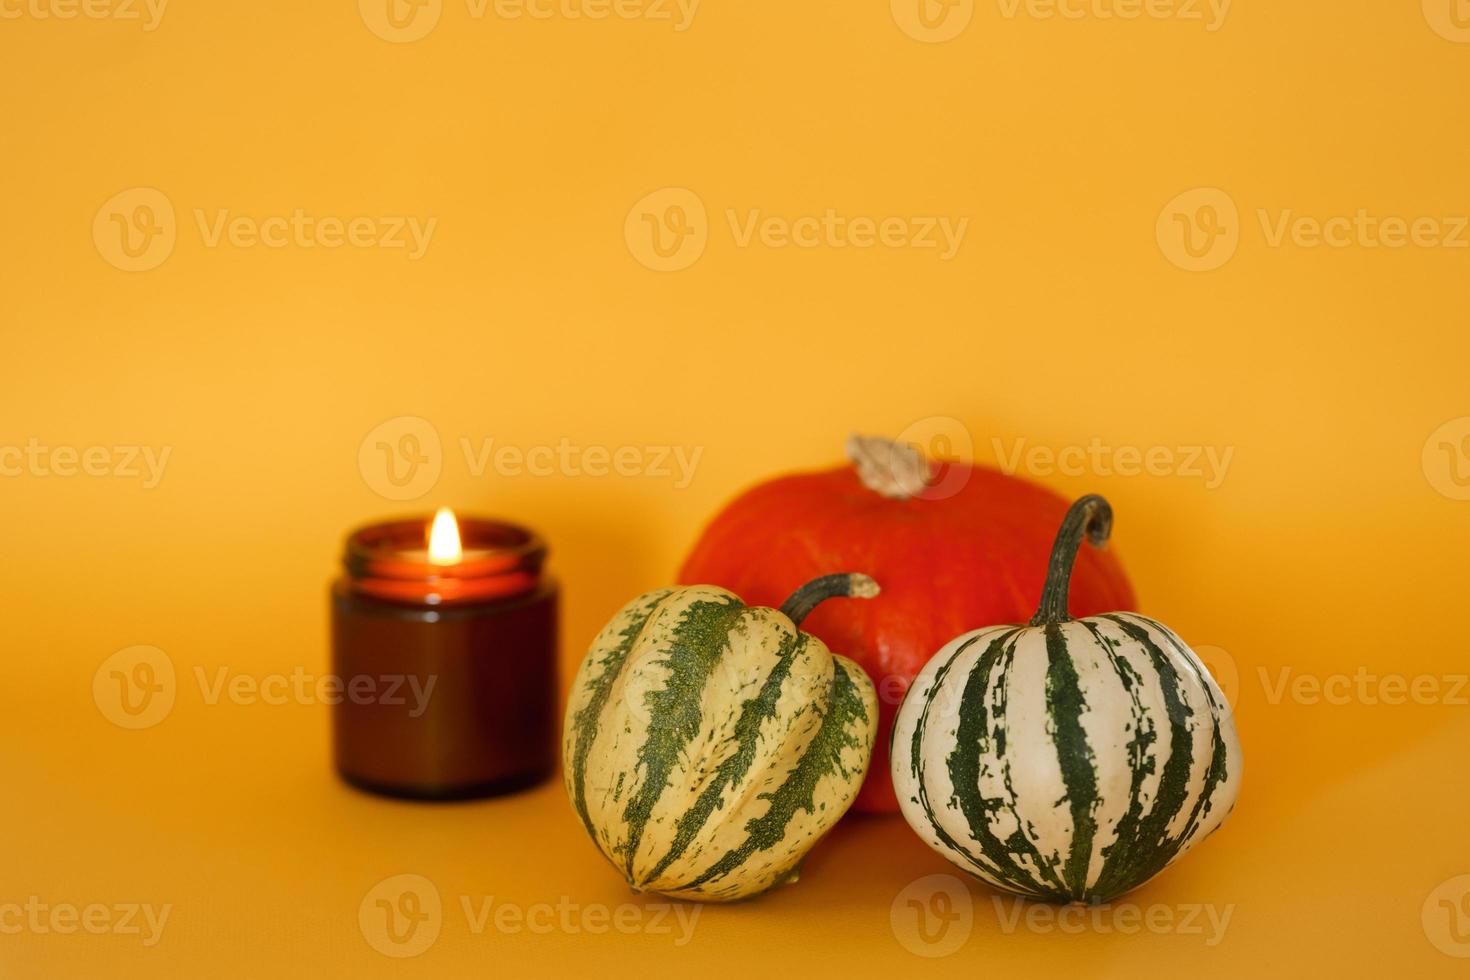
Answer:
428 506 463 565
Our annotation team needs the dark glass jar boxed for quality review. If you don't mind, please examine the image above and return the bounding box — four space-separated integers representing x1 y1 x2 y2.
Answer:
330 515 558 800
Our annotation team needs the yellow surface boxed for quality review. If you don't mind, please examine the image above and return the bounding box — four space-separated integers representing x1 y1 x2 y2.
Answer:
3 1 1469 976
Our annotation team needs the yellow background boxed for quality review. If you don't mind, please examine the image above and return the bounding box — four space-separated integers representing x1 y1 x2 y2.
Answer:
3 0 1469 976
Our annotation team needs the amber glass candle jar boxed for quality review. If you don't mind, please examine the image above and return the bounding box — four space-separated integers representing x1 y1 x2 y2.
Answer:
330 512 558 800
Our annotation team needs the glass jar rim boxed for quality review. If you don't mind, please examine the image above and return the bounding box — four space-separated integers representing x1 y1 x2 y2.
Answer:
343 515 546 605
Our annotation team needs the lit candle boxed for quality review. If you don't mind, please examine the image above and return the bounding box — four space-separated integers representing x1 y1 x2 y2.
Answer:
427 506 463 565
330 509 558 799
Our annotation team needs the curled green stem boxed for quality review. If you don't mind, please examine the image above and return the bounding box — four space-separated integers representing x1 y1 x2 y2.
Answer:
779 573 880 626
1030 495 1114 626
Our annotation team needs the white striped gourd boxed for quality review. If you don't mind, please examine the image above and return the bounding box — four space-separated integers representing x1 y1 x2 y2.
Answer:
891 495 1241 903
564 574 880 902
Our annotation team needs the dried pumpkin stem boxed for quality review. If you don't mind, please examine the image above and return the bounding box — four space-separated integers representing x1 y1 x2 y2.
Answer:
779 573 880 627
846 434 932 500
1030 495 1113 627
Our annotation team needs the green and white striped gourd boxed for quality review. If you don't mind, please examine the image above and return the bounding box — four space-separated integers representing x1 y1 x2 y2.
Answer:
891 495 1241 903
564 574 880 902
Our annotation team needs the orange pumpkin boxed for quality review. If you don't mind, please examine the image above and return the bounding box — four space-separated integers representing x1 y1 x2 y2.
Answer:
678 435 1137 812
